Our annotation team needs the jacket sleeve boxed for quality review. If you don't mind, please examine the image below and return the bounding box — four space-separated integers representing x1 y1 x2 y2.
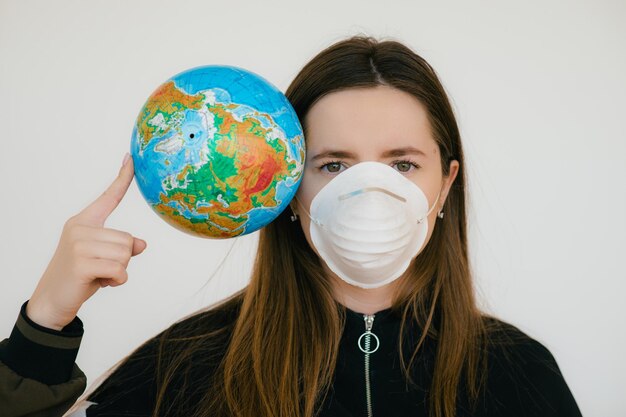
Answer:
0 300 87 417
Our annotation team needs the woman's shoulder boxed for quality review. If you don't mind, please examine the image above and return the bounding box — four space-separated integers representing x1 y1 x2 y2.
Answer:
481 316 556 363
118 290 244 362
481 315 565 384
164 290 244 339
83 292 245 414
477 316 582 417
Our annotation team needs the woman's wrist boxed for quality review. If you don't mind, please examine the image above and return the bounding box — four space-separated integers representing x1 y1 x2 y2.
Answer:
25 297 68 331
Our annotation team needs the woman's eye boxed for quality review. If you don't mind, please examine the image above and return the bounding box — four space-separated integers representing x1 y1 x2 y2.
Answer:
320 162 344 173
393 160 419 173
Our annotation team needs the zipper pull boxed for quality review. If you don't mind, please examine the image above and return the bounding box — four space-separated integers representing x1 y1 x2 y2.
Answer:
358 314 380 354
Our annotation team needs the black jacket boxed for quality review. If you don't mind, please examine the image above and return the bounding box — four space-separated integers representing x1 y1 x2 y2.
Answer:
0 299 582 417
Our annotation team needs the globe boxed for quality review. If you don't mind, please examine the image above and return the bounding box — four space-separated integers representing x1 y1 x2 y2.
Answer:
130 65 305 238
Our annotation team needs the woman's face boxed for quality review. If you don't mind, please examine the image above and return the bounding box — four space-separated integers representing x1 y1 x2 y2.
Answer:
293 85 459 282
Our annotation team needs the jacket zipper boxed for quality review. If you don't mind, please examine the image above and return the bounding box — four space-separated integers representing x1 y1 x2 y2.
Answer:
358 314 380 417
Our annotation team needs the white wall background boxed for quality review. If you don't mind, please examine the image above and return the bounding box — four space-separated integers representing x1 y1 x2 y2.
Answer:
1 0 624 415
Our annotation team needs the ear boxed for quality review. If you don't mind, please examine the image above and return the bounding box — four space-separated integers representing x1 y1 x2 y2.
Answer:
440 160 460 208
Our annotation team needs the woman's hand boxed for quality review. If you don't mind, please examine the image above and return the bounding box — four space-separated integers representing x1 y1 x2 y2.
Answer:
26 153 147 331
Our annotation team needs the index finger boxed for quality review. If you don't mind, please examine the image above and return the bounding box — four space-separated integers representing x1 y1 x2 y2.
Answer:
77 154 135 226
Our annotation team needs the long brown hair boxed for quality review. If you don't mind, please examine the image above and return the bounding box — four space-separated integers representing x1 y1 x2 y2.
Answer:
66 36 486 417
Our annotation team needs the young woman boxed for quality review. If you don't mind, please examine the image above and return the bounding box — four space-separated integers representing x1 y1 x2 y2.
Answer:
0 36 582 417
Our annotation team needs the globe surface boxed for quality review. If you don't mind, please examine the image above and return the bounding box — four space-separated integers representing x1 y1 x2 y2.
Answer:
130 65 305 238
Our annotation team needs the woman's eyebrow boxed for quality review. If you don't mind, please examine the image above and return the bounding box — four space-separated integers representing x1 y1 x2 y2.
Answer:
381 147 427 158
310 150 358 161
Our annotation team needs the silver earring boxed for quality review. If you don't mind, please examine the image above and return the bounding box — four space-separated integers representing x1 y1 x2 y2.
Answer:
290 207 299 222
437 210 444 219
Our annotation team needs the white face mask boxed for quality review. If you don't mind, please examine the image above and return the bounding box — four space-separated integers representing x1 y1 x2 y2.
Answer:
298 161 441 289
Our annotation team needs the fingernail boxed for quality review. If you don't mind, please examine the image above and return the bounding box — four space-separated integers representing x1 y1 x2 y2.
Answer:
122 152 131 167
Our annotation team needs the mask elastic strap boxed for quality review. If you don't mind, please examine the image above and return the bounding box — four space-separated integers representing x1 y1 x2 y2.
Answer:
293 195 321 226
416 187 443 224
